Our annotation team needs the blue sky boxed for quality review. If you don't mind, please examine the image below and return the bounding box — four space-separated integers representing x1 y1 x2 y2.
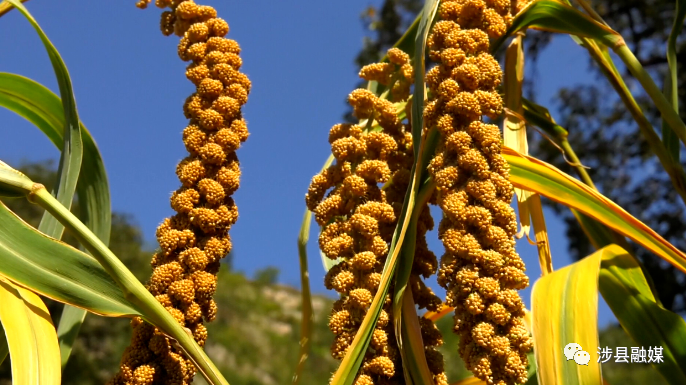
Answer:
0 1 618 327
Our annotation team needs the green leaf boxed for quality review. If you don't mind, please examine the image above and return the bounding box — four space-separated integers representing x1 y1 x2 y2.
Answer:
0 159 34 197
4 0 84 240
504 147 686 274
0 72 113 369
0 278 61 385
531 247 604 385
2 0 103 369
492 0 620 52
0 200 137 317
0 73 111 244
293 209 315 385
662 0 686 164
599 247 686 385
330 1 439 384
55 305 88 369
0 167 231 385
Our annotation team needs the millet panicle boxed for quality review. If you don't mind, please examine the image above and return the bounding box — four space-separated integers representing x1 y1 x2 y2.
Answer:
306 48 447 385
110 1 249 384
424 1 533 385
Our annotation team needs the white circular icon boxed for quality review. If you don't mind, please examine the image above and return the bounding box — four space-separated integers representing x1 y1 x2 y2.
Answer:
574 350 591 366
564 343 582 361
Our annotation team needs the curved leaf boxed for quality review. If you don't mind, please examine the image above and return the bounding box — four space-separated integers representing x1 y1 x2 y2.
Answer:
0 73 111 249
493 0 620 52
4 0 84 241
599 246 686 384
503 146 686 274
293 210 315 385
331 1 440 384
0 0 28 18
0 277 60 385
662 0 686 163
531 247 603 385
0 168 230 385
0 200 137 317
3 0 109 368
0 72 112 368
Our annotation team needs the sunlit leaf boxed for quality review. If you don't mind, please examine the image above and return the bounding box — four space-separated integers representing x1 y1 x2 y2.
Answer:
0 200 138 317
531 248 603 385
493 0 620 52
331 1 439 383
0 277 60 385
599 246 686 384
0 72 112 369
4 0 84 240
504 147 686 274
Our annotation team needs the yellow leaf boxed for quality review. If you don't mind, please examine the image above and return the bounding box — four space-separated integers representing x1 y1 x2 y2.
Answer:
0 277 60 385
532 247 606 385
503 34 532 241
529 193 553 275
504 146 686 274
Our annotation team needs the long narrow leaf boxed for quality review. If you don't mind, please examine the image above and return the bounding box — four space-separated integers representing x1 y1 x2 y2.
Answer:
531 248 603 385
492 0 620 52
0 200 137 317
5 0 84 240
55 306 87 369
504 147 686 274
0 0 28 18
662 0 686 163
599 246 686 384
0 73 111 244
4 0 100 367
503 35 532 241
293 207 316 385
0 72 112 369
331 2 439 384
498 0 686 152
0 165 230 385
0 277 60 385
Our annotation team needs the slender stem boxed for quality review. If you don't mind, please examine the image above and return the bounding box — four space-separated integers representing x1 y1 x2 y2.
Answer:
613 43 686 148
559 140 596 190
293 209 314 385
579 39 686 205
31 187 230 385
546 134 635 253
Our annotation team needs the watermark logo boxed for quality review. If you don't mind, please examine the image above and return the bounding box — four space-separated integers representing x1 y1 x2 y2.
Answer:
597 346 664 364
565 343 664 365
564 343 591 366
564 343 583 361
574 350 591 366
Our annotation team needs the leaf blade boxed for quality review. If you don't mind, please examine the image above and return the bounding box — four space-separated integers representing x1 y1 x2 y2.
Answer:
504 146 686 274
531 248 603 385
4 0 84 241
0 278 61 385
0 200 138 317
599 246 686 384
0 72 112 368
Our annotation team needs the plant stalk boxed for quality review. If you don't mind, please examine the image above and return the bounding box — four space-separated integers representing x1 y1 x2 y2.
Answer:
613 43 686 149
30 186 230 385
